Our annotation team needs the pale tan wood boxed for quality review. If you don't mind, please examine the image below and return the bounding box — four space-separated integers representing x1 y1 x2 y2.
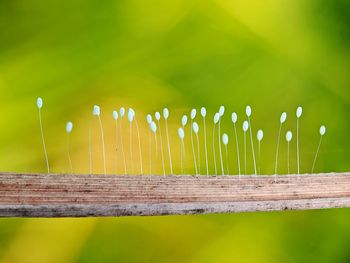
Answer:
0 172 349 217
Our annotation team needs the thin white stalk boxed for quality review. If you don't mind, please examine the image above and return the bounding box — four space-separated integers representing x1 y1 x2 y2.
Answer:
38 108 50 174
154 133 157 174
190 120 198 175
287 141 290 174
244 131 247 175
149 131 152 175
258 141 261 175
115 120 118 174
212 124 217 176
248 117 257 176
195 132 200 175
98 116 106 176
165 119 173 175
296 107 302 176
297 118 300 175
180 139 184 175
218 119 224 176
89 127 92 176
157 120 166 176
203 117 209 176
119 120 127 175
129 122 134 175
274 123 282 177
134 118 143 175
312 136 323 173
225 145 229 175
67 134 73 174
233 123 241 177
155 130 158 157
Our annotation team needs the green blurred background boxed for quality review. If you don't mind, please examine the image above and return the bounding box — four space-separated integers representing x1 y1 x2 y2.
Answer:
0 0 350 262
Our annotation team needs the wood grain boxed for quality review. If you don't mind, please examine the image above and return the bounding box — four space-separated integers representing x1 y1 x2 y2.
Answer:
0 172 349 217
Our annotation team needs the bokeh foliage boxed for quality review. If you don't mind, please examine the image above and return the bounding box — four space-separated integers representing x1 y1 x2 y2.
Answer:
0 0 349 262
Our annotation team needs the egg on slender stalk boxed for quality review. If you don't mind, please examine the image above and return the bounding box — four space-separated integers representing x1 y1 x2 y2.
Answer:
163 108 173 175
178 127 185 175
296 106 303 176
242 121 249 175
222 133 229 175
246 106 257 176
232 112 241 177
155 111 165 176
37 97 50 174
275 112 287 177
119 107 127 175
113 110 119 174
201 107 209 176
218 106 225 175
93 105 106 176
149 121 157 175
257 129 264 175
213 112 220 176
286 131 293 174
312 125 326 173
192 121 200 176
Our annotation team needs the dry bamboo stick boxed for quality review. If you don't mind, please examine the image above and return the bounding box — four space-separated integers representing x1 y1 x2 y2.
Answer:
0 172 349 217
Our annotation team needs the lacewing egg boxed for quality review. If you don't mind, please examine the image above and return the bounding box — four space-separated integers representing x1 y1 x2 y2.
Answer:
243 121 249 132
280 112 287 124
155 112 161 121
219 106 225 117
182 115 188 126
191 109 197 119
150 121 157 133
246 105 252 117
201 107 207 117
222 133 229 145
146 114 152 124
93 105 100 116
320 125 326 136
296 106 303 118
214 113 220 124
192 122 199 134
113 110 118 120
66 121 73 133
127 109 134 122
120 107 125 117
232 112 237 124
37 97 43 109
257 129 264 141
163 108 169 119
178 127 185 139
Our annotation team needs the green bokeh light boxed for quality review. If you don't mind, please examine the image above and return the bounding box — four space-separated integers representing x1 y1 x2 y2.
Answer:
0 0 349 262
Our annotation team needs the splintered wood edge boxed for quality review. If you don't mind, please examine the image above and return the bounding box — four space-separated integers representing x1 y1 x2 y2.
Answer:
0 172 349 217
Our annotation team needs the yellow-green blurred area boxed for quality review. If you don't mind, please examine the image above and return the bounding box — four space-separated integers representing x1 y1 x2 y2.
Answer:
0 0 350 262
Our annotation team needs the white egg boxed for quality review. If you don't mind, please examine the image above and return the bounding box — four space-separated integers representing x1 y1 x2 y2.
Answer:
222 133 229 145
257 129 264 141
243 121 249 132
280 112 287 124
246 105 252 117
192 122 199 134
163 108 169 119
231 112 237 124
37 97 43 109
66 121 73 133
178 127 185 139
200 107 206 117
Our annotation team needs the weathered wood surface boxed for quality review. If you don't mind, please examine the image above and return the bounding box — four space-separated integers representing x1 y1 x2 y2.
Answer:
0 172 349 217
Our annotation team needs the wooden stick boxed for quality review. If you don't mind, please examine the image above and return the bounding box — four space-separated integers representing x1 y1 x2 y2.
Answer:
0 172 349 217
